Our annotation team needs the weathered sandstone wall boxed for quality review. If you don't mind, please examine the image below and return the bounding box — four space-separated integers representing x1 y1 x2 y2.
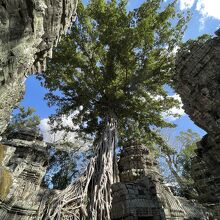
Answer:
174 31 220 217
0 0 78 136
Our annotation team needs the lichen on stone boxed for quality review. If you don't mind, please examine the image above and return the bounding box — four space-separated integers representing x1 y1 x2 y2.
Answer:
174 30 220 218
0 168 12 200
0 0 78 136
0 144 12 200
0 144 5 163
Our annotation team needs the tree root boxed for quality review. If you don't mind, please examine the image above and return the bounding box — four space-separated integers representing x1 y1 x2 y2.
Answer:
38 118 118 220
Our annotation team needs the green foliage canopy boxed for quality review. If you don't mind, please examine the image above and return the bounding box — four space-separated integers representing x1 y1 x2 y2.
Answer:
43 150 77 190
40 0 189 144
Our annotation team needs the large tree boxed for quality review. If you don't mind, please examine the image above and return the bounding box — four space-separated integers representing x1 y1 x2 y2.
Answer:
39 0 188 219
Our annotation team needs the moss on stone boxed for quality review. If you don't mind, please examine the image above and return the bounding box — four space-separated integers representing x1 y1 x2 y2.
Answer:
0 144 5 163
0 144 12 200
0 167 12 200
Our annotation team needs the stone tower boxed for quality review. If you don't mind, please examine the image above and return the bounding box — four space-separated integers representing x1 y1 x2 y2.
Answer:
174 30 220 218
111 143 210 220
191 142 220 218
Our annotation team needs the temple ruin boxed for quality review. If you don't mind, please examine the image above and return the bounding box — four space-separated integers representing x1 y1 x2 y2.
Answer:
0 0 220 219
0 0 77 136
174 30 220 218
111 143 209 220
0 128 48 219
0 1 77 218
0 129 210 220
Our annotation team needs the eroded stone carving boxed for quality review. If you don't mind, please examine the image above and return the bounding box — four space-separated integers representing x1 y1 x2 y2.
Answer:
0 128 48 219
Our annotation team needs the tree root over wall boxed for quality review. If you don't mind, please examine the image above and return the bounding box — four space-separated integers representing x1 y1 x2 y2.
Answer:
38 118 118 220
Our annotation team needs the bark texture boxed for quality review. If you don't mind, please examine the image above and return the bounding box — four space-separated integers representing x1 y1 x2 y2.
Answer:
39 118 118 220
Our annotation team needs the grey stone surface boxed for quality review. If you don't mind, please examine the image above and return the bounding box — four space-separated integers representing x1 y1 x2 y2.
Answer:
0 128 48 220
0 1 217 218
0 0 78 135
174 30 220 218
112 143 209 220
118 144 159 182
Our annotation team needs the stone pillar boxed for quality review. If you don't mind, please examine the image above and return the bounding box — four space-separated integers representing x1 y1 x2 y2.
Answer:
174 30 220 218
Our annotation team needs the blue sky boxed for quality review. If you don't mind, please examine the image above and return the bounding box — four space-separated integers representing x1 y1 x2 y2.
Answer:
20 0 220 139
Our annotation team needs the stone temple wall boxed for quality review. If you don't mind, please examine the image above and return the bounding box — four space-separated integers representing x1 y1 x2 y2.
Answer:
0 0 78 136
174 30 220 218
0 1 78 219
0 128 49 219
1 1 220 219
111 143 209 220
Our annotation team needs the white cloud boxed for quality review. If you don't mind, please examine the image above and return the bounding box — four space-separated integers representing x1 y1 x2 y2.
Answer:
179 0 220 29
162 94 186 121
179 0 196 10
172 46 180 55
38 112 91 153
39 118 52 142
39 115 77 144
146 93 186 121
40 115 92 185
196 0 220 30
196 0 220 20
146 92 185 121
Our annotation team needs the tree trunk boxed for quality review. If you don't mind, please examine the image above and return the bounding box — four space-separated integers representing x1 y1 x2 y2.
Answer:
38 116 118 220
165 157 187 190
165 156 197 199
